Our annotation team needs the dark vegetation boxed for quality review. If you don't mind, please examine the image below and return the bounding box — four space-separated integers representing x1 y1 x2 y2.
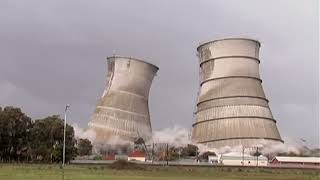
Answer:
182 144 199 157
78 139 93 156
0 106 93 163
110 159 145 170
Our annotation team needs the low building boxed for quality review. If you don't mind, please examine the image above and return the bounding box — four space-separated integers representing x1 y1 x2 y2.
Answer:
219 153 268 166
208 156 219 164
115 155 128 161
270 156 320 166
128 150 146 162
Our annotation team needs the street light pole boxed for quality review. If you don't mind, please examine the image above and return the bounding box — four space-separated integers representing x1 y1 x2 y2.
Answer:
63 105 70 167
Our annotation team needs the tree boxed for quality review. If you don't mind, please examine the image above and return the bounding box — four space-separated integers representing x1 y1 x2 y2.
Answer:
181 144 199 157
251 151 262 157
134 137 146 152
77 139 93 156
0 106 32 162
0 106 80 163
30 115 77 163
308 148 320 157
167 147 179 161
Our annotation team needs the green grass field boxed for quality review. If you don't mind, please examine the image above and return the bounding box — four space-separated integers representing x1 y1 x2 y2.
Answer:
0 164 319 180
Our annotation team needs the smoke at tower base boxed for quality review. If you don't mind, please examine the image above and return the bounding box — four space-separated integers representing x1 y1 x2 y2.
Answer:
74 124 301 156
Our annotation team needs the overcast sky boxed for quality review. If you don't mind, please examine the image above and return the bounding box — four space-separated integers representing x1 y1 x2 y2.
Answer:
0 0 318 147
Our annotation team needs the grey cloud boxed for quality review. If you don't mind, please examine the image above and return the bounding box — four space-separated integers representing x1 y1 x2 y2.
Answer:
0 0 318 146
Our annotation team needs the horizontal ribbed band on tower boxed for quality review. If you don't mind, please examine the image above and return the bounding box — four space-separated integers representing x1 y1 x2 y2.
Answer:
200 76 262 86
192 116 277 127
196 97 270 112
198 78 266 103
200 56 260 65
197 96 269 106
197 137 284 144
195 104 273 118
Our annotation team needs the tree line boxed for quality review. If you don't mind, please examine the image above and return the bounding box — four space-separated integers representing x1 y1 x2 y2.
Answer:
0 106 92 163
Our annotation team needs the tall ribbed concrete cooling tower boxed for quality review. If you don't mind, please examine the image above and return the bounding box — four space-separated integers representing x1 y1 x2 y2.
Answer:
192 38 283 148
88 56 158 142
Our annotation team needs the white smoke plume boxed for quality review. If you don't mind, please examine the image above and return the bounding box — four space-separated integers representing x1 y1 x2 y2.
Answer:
151 125 192 146
261 137 302 155
73 124 134 155
196 138 303 156
73 124 131 144
151 126 306 157
73 124 306 157
73 123 96 142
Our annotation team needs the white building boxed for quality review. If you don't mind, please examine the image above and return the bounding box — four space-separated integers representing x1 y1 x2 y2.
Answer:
219 152 268 166
208 156 219 164
270 156 320 166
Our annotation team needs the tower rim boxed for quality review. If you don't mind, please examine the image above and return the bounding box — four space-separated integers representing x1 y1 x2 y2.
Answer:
107 55 159 70
197 37 261 51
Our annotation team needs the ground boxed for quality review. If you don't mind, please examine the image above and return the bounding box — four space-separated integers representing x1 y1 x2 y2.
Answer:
0 164 319 180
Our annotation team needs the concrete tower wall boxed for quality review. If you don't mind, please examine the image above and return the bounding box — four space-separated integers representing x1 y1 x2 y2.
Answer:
88 56 158 142
192 38 283 148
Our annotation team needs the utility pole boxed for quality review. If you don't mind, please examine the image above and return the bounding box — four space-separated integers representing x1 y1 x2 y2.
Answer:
242 146 244 166
152 143 154 164
63 105 70 167
196 147 199 164
166 143 169 166
256 146 259 167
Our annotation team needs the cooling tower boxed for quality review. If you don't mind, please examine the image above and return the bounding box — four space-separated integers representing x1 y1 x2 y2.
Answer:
88 56 158 142
192 38 283 148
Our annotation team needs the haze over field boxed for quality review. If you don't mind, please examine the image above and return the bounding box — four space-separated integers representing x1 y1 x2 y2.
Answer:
0 0 318 147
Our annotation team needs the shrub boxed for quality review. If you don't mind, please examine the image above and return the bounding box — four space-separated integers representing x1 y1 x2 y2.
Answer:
93 155 102 160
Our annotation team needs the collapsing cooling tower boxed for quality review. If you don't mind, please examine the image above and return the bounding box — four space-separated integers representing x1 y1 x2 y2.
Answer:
192 38 283 148
88 56 158 142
